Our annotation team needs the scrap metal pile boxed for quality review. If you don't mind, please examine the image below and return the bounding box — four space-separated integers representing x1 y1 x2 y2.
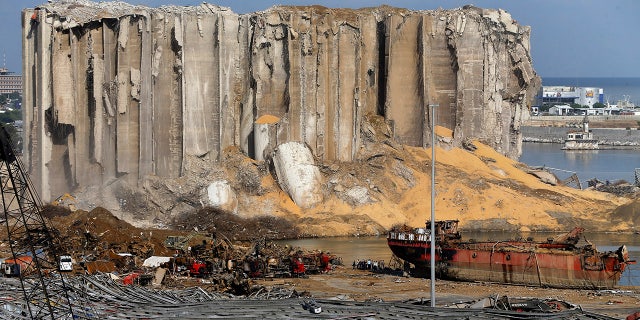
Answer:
0 273 298 318
0 274 616 319
1 206 341 296
587 178 640 196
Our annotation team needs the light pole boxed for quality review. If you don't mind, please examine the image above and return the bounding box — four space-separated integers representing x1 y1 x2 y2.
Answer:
429 103 438 307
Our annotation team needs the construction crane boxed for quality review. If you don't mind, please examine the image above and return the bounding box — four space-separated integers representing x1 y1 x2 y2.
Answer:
0 123 78 318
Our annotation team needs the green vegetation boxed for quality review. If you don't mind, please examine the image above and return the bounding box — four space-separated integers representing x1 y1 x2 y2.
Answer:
570 103 586 109
0 92 24 153
592 102 606 108
0 92 21 105
1 122 22 153
0 109 22 123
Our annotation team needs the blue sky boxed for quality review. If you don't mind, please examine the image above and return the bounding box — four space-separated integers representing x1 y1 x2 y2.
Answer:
1 0 638 77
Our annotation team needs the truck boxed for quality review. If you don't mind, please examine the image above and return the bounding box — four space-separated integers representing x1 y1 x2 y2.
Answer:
2 256 33 277
58 255 73 272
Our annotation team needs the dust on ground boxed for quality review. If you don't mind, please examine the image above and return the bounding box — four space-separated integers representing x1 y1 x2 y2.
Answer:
256 267 640 318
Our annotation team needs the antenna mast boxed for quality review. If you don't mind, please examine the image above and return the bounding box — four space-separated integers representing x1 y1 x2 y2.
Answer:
1 50 6 74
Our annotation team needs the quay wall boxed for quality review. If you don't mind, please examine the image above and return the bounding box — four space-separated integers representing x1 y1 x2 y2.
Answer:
522 126 640 145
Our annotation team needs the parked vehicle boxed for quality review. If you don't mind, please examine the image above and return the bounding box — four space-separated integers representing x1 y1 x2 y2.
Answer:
58 255 73 272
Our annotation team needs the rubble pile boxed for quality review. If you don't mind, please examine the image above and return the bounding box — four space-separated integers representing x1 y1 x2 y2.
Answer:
172 206 300 241
0 205 344 296
587 179 640 196
49 207 176 260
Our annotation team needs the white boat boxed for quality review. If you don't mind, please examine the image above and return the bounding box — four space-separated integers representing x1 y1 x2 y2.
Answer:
562 115 598 150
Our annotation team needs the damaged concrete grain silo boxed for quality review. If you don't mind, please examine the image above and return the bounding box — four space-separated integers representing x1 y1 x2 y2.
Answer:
22 1 539 218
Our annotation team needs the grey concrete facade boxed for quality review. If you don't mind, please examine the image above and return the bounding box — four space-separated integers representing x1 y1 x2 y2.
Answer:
22 2 539 201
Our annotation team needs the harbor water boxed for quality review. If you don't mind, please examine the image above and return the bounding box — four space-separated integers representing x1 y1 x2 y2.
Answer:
519 142 639 184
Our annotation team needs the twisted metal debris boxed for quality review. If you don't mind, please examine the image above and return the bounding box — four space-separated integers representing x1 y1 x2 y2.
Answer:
0 274 617 319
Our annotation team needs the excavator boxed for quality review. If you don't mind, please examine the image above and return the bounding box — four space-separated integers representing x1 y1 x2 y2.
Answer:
0 124 91 318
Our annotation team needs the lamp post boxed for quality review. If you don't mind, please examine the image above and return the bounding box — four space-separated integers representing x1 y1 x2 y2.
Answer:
429 103 438 307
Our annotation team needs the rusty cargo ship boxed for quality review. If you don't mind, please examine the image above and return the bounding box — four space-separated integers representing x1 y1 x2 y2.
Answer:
387 220 635 289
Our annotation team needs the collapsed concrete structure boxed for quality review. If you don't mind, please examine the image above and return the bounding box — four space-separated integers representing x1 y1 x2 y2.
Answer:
22 1 539 217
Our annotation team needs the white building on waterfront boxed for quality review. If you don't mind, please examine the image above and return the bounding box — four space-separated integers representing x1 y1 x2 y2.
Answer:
548 104 624 116
538 86 604 107
548 104 573 115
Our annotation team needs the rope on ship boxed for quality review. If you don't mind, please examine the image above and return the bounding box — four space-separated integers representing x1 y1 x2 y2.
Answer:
489 241 500 282
530 250 542 287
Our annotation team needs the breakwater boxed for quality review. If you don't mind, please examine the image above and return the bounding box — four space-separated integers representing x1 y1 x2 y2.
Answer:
522 127 640 147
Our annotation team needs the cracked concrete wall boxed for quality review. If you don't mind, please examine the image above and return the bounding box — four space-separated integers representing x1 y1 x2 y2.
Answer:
22 2 539 201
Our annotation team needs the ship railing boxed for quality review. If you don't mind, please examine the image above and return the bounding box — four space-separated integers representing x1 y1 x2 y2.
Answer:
388 232 430 242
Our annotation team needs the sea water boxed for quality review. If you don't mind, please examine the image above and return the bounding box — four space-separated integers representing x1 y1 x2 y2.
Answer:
523 77 640 183
519 142 639 184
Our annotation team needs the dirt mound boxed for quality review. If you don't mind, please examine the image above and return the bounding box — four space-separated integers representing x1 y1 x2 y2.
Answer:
279 119 631 235
49 207 178 259
172 207 300 241
610 198 640 226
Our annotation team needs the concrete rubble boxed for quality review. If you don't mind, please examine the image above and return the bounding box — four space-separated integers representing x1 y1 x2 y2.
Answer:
22 1 540 224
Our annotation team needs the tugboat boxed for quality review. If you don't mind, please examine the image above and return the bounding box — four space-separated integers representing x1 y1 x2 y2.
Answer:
562 115 599 150
387 220 635 289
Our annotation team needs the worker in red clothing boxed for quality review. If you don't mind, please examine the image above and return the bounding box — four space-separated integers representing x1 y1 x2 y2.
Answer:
292 257 305 276
626 312 640 320
28 8 41 38
320 252 331 272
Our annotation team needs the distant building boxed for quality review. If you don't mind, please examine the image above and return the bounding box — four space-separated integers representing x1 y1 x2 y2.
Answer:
0 68 22 95
536 86 604 107
548 104 573 115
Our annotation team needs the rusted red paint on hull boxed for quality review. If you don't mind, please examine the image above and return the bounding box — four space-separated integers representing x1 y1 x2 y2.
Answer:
387 222 633 289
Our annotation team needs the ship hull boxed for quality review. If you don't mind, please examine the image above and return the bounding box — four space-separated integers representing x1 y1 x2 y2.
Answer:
388 233 631 289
